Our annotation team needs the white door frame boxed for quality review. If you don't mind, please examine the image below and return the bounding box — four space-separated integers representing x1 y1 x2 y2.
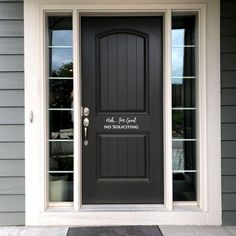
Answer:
24 0 221 226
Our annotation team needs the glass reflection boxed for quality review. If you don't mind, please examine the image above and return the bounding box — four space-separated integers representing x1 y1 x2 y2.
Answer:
50 79 73 108
172 110 196 139
172 48 195 78
172 141 196 170
173 172 196 201
49 48 73 77
172 78 195 107
49 17 72 46
49 173 73 202
49 111 73 140
50 142 73 171
172 29 185 46
51 30 72 47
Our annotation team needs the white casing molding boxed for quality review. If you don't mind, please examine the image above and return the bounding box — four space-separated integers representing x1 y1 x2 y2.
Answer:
24 0 221 226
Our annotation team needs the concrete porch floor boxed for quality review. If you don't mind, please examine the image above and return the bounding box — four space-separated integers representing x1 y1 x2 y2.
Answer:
160 226 236 236
0 226 236 236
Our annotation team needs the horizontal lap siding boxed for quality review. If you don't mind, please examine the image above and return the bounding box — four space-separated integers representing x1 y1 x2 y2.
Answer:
221 0 236 225
0 0 24 225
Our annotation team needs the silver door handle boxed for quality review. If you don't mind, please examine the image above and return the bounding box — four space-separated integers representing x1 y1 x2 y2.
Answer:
83 118 89 146
84 127 88 146
83 118 89 127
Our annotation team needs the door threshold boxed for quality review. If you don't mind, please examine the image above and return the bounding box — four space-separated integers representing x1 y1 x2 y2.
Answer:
80 204 167 212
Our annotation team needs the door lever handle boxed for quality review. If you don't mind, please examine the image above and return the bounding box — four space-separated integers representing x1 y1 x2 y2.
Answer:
83 118 89 146
83 118 89 127
84 127 88 146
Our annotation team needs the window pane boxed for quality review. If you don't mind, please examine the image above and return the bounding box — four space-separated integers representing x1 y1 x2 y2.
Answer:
172 110 196 139
50 142 73 171
173 172 196 201
49 48 73 77
172 141 196 170
49 111 73 140
49 17 72 46
172 78 195 108
49 79 73 108
172 16 195 46
49 173 73 202
172 47 195 78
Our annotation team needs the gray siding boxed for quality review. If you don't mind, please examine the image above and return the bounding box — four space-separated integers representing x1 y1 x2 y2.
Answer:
0 0 24 226
221 0 236 226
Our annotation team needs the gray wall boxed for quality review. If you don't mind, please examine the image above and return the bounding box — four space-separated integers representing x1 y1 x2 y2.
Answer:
0 0 24 226
221 0 236 226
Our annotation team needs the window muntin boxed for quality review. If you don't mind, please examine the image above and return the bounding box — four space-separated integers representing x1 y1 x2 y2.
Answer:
172 15 197 201
48 16 74 202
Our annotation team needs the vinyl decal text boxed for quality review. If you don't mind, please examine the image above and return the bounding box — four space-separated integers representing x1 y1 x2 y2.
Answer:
104 117 139 129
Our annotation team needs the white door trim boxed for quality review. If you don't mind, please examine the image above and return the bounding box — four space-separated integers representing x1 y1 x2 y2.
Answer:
24 0 221 226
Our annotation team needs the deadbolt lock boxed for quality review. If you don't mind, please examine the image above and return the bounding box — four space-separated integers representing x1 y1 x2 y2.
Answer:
83 107 90 117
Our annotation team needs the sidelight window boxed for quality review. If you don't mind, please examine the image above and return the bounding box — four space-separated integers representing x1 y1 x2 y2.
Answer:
172 15 197 201
47 15 74 203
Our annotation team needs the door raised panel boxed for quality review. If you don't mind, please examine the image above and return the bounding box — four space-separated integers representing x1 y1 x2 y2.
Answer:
97 134 149 180
97 30 147 113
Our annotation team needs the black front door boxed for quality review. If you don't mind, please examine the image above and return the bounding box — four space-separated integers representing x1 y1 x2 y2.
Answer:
82 17 163 204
